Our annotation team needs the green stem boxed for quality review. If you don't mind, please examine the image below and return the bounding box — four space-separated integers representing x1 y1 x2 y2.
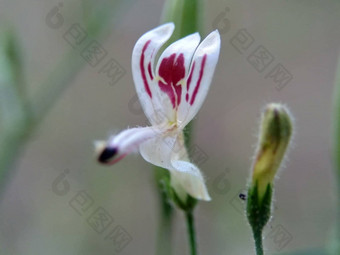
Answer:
332 57 340 254
185 210 197 255
0 1 126 196
253 229 264 255
155 202 173 255
0 29 32 196
155 170 173 255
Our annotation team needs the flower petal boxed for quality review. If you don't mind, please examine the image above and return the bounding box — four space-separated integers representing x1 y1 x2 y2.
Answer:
177 30 221 128
171 160 211 201
140 131 210 201
154 33 201 121
131 23 175 125
139 133 177 170
96 126 161 165
170 133 210 201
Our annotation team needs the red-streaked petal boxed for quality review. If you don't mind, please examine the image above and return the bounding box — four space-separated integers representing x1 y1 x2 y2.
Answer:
132 23 175 125
177 30 221 128
155 33 201 121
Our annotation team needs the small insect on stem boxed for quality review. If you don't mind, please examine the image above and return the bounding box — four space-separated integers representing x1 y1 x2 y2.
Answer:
239 193 247 201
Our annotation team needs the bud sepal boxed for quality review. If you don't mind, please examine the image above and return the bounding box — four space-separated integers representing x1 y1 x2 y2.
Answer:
246 181 273 255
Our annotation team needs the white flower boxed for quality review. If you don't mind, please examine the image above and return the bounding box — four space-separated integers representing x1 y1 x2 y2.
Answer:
96 23 221 201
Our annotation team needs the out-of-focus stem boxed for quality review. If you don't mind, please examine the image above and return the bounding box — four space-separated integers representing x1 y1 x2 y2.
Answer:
154 168 173 255
0 1 124 196
331 58 340 255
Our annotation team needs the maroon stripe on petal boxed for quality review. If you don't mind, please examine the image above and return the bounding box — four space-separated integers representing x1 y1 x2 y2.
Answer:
140 40 152 98
158 53 185 109
147 62 154 80
186 61 196 102
190 54 207 105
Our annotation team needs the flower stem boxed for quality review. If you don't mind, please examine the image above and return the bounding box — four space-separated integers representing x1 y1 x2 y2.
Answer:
155 208 173 255
331 57 340 254
185 210 197 255
253 229 264 255
155 168 173 255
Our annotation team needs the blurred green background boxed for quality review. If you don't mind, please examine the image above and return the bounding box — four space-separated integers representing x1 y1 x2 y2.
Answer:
0 0 339 254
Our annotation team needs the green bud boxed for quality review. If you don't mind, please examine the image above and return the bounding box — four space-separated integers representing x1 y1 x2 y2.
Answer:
251 103 293 202
246 103 293 255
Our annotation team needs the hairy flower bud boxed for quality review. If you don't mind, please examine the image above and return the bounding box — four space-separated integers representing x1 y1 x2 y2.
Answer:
251 103 293 201
246 103 293 255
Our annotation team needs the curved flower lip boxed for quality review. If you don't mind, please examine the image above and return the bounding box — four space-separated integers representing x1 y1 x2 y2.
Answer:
97 145 128 165
98 147 118 163
95 126 165 165
95 23 221 201
95 140 123 165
